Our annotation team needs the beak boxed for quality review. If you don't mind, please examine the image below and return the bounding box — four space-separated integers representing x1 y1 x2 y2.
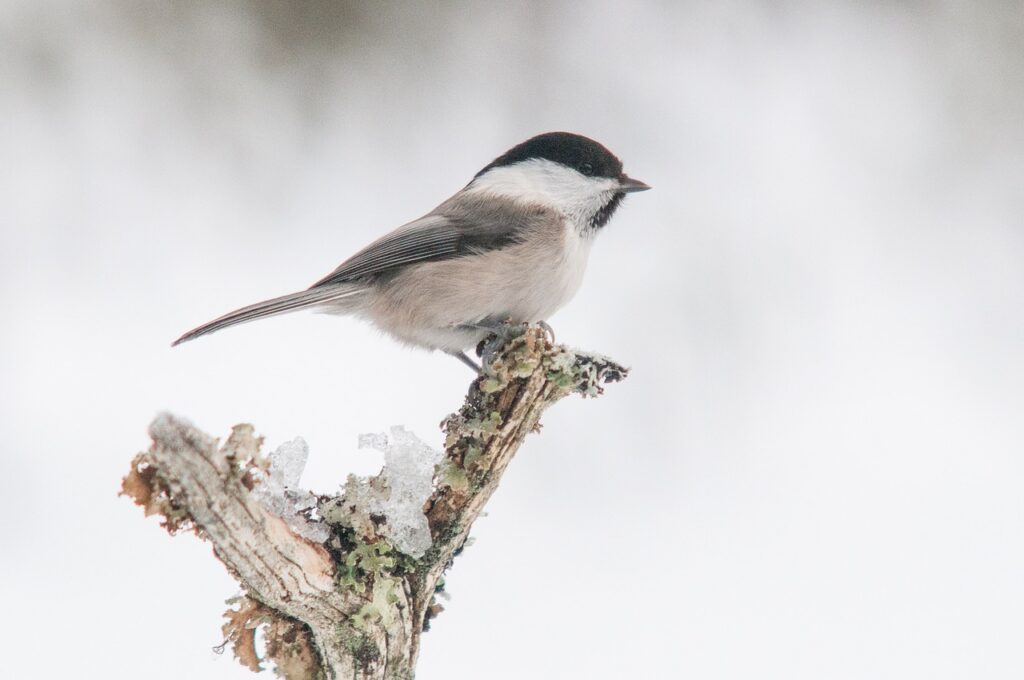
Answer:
617 174 651 193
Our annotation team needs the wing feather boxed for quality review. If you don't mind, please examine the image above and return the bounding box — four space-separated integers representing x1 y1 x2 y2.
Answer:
309 215 462 288
308 195 556 289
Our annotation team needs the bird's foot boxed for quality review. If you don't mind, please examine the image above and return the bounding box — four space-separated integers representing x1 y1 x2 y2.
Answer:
450 320 556 372
470 320 527 360
537 320 556 344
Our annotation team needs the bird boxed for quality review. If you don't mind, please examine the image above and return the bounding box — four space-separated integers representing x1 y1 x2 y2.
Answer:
172 131 650 370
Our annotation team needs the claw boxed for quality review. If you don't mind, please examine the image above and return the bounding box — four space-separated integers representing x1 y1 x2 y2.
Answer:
454 320 551 372
537 321 556 344
480 323 522 358
460 319 522 351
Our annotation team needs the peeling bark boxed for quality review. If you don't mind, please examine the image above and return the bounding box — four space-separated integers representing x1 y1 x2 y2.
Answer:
122 325 627 679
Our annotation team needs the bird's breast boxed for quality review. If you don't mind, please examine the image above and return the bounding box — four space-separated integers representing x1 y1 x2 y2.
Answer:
541 221 593 314
362 219 593 350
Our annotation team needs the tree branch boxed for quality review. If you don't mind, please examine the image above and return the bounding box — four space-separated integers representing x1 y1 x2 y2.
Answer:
122 325 627 679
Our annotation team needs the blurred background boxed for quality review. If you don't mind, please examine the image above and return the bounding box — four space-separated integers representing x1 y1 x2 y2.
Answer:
2 1 1023 678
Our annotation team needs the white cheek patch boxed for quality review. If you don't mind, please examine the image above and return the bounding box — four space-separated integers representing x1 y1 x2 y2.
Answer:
467 159 618 225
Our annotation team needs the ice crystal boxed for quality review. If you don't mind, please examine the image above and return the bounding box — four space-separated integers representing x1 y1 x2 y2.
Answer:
351 426 444 558
253 437 330 543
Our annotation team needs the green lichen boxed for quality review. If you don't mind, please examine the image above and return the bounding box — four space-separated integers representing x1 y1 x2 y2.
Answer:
460 411 503 439
338 625 380 670
438 460 469 492
334 532 425 635
510 356 540 378
543 349 579 392
462 443 483 470
337 539 397 595
335 324 628 644
352 541 396 574
351 572 405 632
479 377 504 393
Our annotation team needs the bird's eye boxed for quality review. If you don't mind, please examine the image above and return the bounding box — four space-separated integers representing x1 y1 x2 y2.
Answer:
578 162 594 176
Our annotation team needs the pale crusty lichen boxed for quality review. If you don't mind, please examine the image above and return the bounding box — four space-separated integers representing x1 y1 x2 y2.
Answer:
440 323 628 480
420 323 628 570
122 323 627 680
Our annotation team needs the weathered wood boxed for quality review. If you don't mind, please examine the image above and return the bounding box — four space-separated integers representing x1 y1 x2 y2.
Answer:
122 325 627 679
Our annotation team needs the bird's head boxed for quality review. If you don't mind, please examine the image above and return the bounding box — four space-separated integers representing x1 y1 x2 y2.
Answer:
468 132 650 230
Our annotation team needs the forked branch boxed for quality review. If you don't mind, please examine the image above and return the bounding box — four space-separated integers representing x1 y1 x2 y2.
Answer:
122 325 627 679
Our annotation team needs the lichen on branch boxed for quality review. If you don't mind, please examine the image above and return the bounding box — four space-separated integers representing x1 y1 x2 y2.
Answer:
121 324 627 679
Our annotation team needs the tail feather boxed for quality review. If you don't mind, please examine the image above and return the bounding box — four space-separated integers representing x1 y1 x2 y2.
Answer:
172 285 363 346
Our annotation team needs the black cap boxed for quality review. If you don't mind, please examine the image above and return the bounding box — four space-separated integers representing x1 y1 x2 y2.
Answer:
476 132 625 180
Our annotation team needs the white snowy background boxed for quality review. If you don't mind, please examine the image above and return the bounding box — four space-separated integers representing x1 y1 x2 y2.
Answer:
2 1 1023 678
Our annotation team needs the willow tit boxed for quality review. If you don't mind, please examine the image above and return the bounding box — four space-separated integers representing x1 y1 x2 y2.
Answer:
173 131 650 370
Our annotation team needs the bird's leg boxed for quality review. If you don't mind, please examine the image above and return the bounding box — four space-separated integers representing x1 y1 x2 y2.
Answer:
446 350 482 372
473 318 555 344
465 319 529 361
460 319 557 363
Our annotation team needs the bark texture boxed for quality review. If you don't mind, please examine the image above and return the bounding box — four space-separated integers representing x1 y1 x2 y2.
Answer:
122 325 627 679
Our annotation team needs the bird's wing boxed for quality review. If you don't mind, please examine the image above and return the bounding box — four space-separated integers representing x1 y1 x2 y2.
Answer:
309 195 550 289
171 196 556 346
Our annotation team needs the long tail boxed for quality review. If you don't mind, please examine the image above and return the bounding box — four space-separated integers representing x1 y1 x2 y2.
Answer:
172 284 364 346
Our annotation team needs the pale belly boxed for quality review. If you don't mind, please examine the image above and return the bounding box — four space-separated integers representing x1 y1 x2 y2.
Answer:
360 226 593 351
